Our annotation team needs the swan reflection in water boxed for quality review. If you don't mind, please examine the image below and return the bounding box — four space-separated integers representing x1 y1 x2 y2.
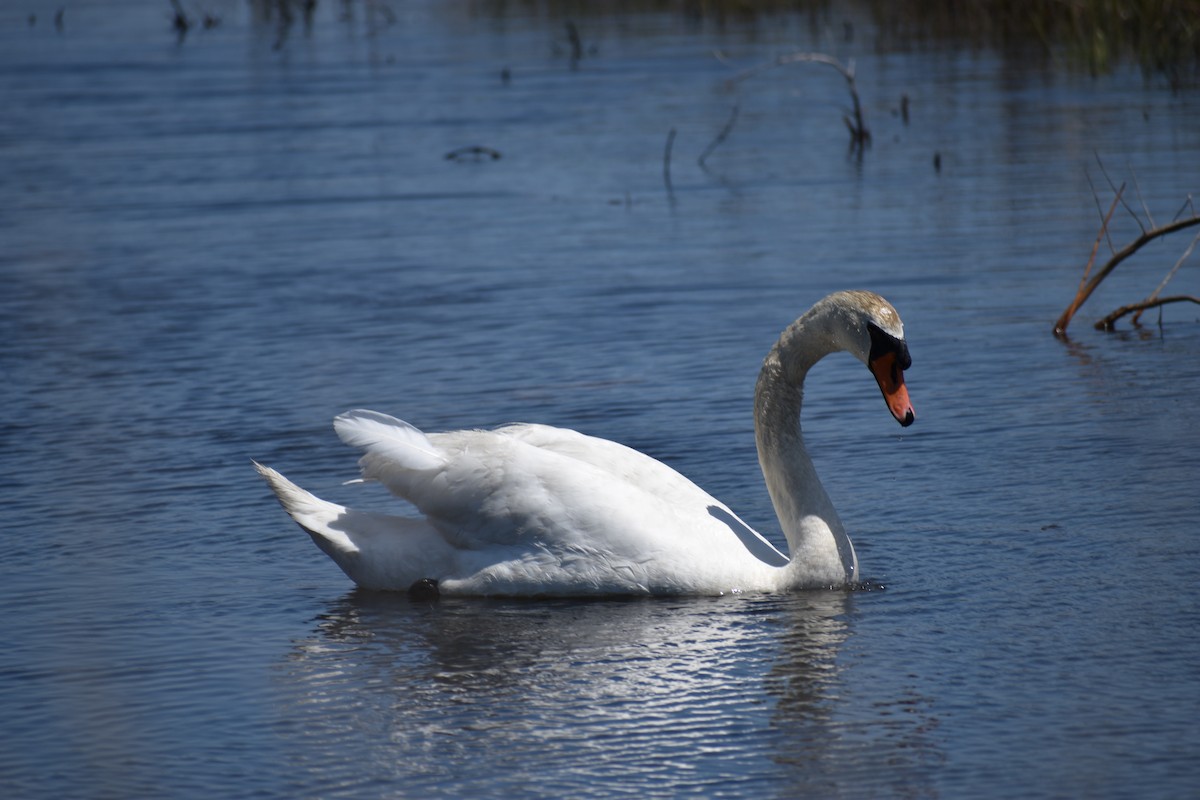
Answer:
274 591 941 796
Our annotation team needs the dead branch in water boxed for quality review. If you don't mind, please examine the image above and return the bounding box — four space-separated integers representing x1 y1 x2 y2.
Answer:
1095 295 1200 330
565 20 583 70
663 128 677 201
1055 185 1125 335
698 104 740 168
1134 228 1200 324
1054 171 1200 336
724 51 869 152
445 145 501 162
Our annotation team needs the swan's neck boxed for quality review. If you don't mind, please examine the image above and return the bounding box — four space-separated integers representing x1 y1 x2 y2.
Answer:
754 317 858 587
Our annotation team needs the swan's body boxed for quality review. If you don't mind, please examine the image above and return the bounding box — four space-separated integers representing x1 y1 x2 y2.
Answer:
256 290 914 596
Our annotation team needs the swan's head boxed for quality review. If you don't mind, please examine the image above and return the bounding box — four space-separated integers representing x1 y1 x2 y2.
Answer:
824 290 916 428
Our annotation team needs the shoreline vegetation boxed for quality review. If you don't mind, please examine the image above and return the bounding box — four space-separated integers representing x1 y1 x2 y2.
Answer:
460 0 1200 87
863 0 1200 87
145 2 1200 85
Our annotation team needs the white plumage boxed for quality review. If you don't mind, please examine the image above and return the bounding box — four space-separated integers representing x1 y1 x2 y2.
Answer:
256 290 915 597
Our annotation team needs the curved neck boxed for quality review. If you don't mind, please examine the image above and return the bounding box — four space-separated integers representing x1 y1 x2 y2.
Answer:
754 317 857 587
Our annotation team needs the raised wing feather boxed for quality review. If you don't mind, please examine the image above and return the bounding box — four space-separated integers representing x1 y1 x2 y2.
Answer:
334 409 448 471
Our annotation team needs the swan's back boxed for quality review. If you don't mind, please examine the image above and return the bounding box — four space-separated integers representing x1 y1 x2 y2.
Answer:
333 411 787 593
489 424 733 510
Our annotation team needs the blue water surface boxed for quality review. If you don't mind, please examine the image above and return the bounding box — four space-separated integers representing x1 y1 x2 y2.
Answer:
2 1 1199 797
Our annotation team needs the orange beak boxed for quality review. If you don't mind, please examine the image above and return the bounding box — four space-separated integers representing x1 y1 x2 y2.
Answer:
869 352 915 427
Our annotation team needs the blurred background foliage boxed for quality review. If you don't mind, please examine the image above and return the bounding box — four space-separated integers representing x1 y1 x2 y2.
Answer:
453 0 1200 86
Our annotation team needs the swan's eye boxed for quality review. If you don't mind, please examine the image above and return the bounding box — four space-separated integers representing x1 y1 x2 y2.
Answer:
867 322 911 370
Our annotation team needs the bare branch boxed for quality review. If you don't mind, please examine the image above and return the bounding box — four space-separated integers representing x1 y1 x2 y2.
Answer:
1128 161 1156 229
728 51 852 86
1095 295 1200 331
1172 194 1196 222
1095 153 1144 233
711 49 735 68
1085 168 1118 255
663 127 677 200
1133 228 1200 324
698 104 740 168
726 51 868 149
1055 201 1200 335
1079 186 1124 294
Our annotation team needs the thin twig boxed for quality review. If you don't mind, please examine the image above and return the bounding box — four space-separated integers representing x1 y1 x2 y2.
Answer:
711 49 735 68
1085 169 1118 255
1081 186 1124 290
1095 295 1200 330
1095 153 1145 234
1057 185 1124 336
1133 228 1200 324
663 127 677 200
726 51 868 148
1172 194 1196 222
698 104 740 167
1128 161 1156 229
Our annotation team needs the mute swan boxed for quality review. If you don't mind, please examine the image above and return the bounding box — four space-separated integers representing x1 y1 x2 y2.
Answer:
256 290 914 596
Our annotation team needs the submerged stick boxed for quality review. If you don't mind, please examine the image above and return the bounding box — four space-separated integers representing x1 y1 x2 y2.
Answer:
565 20 583 69
727 51 869 150
444 145 502 162
663 128 677 199
170 0 190 41
698 104 739 167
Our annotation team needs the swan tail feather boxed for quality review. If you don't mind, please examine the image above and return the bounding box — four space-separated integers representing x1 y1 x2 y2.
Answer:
254 461 451 590
254 461 359 554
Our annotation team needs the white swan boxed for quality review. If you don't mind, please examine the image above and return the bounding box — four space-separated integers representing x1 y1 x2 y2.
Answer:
256 290 914 597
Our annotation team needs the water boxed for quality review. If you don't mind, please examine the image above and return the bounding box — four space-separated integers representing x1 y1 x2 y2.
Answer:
3 1 1199 797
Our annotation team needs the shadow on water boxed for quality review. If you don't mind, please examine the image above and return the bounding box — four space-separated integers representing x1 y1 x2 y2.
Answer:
274 589 941 796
